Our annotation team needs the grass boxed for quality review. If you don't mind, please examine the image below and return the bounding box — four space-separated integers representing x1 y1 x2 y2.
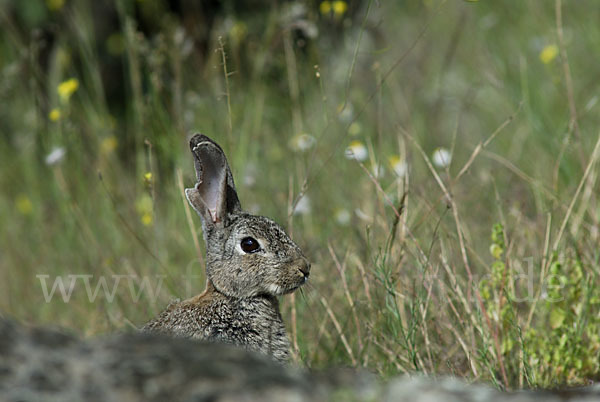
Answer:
2 0 600 390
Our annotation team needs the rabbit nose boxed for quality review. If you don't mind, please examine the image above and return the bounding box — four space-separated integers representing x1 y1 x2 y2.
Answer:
298 258 311 279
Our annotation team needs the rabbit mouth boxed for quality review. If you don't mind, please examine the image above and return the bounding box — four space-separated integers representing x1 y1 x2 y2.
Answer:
285 275 310 294
267 278 307 295
257 257 309 296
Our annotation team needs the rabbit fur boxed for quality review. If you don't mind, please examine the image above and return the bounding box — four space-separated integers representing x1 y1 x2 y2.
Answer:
142 134 310 364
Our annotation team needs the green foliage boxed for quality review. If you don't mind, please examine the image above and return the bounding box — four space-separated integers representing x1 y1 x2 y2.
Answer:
524 253 600 387
480 224 600 387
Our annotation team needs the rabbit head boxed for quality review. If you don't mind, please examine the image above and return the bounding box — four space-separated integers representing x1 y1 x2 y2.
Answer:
185 134 310 298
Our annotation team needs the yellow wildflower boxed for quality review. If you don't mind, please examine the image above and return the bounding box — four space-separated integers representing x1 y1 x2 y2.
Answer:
320 1 332 14
48 108 61 122
332 1 348 16
141 213 153 226
136 194 154 226
348 122 362 136
143 172 153 190
15 194 33 216
540 44 559 64
100 136 118 155
46 0 64 11
57 78 79 102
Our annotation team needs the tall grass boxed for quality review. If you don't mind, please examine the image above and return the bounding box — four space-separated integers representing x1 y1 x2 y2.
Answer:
1 0 600 389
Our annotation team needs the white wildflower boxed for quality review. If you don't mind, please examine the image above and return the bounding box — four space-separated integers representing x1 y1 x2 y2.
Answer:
388 155 407 177
354 208 372 222
371 163 385 179
290 133 316 152
334 208 351 225
345 140 368 161
293 196 311 215
338 102 354 123
243 163 257 187
432 147 452 168
45 147 66 166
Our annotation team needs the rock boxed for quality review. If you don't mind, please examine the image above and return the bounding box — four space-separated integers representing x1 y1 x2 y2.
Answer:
1 318 599 402
0 318 319 402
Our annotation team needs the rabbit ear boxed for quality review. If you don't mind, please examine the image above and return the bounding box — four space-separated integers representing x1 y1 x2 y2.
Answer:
185 134 241 225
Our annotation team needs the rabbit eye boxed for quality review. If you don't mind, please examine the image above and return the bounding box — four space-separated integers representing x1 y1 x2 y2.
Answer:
240 237 260 253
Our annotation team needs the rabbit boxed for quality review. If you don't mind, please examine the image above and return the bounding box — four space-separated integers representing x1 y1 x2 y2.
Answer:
142 134 311 364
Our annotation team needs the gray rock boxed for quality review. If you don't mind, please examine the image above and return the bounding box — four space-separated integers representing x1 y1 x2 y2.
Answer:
1 318 599 402
0 318 318 402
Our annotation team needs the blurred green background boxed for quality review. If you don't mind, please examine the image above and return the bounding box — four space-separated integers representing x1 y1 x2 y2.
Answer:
1 0 600 389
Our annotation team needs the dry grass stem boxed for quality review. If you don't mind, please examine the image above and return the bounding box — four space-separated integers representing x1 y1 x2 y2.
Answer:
320 296 357 366
552 134 600 251
327 242 364 354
